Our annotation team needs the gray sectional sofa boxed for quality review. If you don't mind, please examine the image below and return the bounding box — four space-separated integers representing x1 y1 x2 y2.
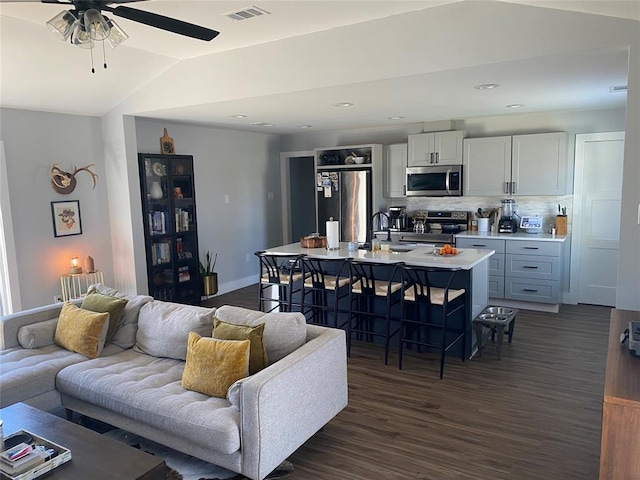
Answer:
0 292 348 480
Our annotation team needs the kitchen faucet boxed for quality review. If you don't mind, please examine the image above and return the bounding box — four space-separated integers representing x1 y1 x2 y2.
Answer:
371 211 391 244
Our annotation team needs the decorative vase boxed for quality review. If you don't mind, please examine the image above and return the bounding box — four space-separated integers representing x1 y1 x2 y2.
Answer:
84 255 95 273
149 181 163 200
202 273 218 296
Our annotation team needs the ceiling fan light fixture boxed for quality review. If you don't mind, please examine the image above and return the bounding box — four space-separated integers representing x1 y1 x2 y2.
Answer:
84 9 110 41
105 18 128 48
46 10 79 41
71 22 94 49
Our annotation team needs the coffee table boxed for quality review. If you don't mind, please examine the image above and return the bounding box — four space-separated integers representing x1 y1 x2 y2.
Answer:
0 403 165 480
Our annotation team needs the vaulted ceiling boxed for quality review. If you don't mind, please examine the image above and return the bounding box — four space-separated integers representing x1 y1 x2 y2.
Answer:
1 0 638 133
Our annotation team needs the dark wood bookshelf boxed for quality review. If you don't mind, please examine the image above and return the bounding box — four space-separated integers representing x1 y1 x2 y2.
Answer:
138 153 200 305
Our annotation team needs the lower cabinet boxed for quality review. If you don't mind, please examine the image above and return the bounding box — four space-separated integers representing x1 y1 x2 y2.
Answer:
505 240 562 304
456 236 563 304
456 237 505 299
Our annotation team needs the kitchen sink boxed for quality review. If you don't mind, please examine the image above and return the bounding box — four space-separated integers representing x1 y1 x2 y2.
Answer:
389 244 417 253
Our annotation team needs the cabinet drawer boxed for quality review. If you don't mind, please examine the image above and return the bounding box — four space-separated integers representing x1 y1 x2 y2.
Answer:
506 254 561 281
488 253 505 276
488 275 505 299
506 240 561 257
456 237 505 253
505 278 561 304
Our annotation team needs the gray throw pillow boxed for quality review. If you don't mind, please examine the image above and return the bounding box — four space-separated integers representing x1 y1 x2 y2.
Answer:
214 305 306 363
17 318 58 349
134 301 215 360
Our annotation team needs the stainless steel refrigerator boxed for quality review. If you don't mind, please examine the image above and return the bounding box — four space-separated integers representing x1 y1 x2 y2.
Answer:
317 169 371 243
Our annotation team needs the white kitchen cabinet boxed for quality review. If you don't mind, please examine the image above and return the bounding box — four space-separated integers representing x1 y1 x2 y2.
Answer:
511 132 568 195
408 131 464 166
463 132 568 196
383 143 407 198
463 136 512 196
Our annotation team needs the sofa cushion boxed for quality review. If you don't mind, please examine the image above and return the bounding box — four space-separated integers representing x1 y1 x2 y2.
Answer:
56 349 241 455
134 302 215 360
18 318 58 349
213 318 267 374
81 292 129 342
54 303 109 358
0 345 83 408
86 284 153 349
182 333 250 398
214 306 306 363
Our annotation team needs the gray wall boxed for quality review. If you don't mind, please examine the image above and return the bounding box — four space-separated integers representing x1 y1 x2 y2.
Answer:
0 108 114 309
134 118 282 294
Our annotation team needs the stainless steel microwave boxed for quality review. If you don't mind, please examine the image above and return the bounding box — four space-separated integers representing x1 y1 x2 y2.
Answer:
406 165 463 197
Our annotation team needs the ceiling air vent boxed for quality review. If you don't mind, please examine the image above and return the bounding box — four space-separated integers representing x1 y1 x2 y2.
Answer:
609 85 628 93
225 6 271 21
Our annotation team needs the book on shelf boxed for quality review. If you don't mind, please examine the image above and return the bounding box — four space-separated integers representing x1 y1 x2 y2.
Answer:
178 266 190 283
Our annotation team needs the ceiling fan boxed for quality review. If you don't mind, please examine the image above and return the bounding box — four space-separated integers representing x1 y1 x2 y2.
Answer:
0 0 219 71
2 0 220 42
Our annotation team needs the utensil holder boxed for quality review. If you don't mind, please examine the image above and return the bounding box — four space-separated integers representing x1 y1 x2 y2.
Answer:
555 215 567 235
478 218 490 232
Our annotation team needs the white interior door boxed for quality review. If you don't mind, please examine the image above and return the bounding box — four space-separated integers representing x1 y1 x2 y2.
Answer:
574 132 625 306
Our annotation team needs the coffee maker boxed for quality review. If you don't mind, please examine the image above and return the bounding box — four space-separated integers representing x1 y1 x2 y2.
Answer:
388 206 407 231
498 199 518 233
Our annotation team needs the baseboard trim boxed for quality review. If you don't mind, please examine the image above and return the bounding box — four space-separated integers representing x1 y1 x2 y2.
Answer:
217 275 255 296
488 298 560 313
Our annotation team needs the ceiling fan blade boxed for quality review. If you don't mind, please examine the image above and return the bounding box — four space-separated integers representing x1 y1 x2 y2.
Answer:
108 5 219 41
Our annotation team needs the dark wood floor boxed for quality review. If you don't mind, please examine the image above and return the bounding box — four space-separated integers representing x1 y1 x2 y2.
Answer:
209 286 610 480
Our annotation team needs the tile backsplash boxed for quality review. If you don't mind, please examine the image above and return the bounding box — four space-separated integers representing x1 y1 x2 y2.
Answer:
397 195 573 233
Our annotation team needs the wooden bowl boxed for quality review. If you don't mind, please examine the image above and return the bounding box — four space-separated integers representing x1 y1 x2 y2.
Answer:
300 236 327 248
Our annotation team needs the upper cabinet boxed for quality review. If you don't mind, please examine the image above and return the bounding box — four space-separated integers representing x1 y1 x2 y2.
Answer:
463 132 568 196
463 136 512 196
511 132 568 196
408 130 464 166
383 143 407 198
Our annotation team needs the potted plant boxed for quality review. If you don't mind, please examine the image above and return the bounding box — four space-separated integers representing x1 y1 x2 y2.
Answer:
199 251 218 296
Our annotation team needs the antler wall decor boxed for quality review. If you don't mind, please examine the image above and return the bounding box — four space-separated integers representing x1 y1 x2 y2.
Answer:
50 163 98 195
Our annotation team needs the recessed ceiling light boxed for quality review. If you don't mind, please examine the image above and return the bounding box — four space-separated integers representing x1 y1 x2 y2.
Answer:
333 102 354 107
250 121 276 127
506 104 525 109
231 114 247 118
474 83 500 90
297 125 312 129
388 116 404 120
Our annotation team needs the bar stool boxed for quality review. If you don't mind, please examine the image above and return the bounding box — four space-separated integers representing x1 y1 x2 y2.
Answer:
399 265 467 379
299 257 351 328
347 260 404 364
254 251 305 313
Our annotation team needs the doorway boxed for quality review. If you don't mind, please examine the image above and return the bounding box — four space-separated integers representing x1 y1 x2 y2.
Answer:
572 132 625 307
280 151 315 244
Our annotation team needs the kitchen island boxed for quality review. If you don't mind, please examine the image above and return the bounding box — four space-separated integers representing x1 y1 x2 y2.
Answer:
262 242 495 357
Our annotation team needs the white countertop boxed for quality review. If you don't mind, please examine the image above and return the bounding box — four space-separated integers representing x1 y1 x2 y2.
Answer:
455 231 569 242
263 242 494 270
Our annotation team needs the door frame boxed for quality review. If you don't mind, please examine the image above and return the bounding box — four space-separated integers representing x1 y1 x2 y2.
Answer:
280 150 314 244
569 131 625 305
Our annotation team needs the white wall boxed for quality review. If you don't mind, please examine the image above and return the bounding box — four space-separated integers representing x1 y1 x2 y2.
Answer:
134 119 282 295
0 108 114 309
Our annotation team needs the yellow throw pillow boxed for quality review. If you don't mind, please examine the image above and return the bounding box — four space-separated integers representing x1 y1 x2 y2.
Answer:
81 291 129 342
54 302 109 358
182 332 250 398
212 318 268 375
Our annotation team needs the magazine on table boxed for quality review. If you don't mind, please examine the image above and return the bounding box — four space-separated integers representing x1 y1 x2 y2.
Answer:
0 430 71 480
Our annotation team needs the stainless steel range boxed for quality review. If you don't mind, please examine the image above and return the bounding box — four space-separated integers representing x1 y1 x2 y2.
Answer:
399 210 469 247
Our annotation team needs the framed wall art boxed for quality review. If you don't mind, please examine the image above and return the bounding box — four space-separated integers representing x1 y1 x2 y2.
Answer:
51 200 82 237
